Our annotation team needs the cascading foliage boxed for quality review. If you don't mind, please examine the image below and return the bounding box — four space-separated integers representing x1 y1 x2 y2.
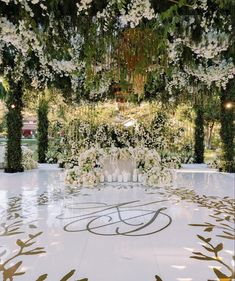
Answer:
194 106 204 164
37 98 49 163
0 0 234 172
5 79 24 173
220 79 235 173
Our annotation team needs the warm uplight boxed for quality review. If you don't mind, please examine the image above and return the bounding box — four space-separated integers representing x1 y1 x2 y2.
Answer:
11 104 16 109
225 102 233 109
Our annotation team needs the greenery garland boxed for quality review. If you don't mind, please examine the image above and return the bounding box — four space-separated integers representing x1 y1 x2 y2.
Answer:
220 79 235 172
5 79 24 173
194 106 204 164
37 98 49 163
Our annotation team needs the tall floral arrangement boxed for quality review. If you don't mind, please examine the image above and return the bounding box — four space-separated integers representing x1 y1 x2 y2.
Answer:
66 146 180 188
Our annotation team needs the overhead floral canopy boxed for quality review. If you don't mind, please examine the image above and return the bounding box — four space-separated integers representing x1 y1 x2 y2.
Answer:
0 0 234 101
0 0 234 173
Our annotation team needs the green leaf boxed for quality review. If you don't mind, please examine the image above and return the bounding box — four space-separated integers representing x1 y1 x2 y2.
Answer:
217 235 235 240
202 245 214 252
29 224 37 229
29 232 43 239
24 241 36 248
213 268 230 279
155 275 163 281
16 239 25 247
204 227 213 232
8 227 21 233
36 274 48 281
190 256 214 261
189 223 209 227
14 272 26 276
8 232 24 236
23 250 46 255
225 216 231 221
60 270 76 281
3 261 23 279
214 243 223 253
197 235 211 243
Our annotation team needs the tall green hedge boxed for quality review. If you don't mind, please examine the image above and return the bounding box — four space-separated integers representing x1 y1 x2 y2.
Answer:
220 80 235 173
5 80 24 173
194 106 205 163
37 98 49 163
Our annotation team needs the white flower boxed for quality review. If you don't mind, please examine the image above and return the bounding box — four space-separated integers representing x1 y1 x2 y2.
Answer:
119 0 155 28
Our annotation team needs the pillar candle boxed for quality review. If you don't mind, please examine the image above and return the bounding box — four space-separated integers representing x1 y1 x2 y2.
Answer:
112 173 117 182
138 173 143 183
123 173 128 183
100 174 105 183
133 173 138 182
107 175 112 183
118 174 123 183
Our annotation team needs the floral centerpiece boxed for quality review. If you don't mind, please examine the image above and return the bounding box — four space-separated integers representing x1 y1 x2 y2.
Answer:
66 147 104 187
66 146 181 188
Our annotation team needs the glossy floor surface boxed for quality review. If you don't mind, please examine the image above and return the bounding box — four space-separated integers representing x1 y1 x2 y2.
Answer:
0 165 234 281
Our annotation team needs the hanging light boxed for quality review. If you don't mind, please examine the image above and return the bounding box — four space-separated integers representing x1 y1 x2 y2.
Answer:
224 101 234 110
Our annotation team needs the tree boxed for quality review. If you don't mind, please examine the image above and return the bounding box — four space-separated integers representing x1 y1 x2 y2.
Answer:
220 78 235 172
38 96 49 163
204 95 220 149
5 79 24 172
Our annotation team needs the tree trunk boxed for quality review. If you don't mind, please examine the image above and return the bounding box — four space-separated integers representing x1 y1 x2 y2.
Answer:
194 106 204 163
37 98 49 163
5 79 24 173
220 80 235 173
207 121 215 149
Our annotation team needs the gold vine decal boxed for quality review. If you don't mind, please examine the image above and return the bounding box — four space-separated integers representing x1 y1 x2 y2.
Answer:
0 232 46 281
164 187 235 281
1 187 234 281
36 270 88 281
190 235 235 280
0 191 88 281
0 220 24 237
0 191 166 281
0 230 88 281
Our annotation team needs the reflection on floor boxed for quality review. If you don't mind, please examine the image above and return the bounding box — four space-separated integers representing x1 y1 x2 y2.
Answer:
0 165 234 281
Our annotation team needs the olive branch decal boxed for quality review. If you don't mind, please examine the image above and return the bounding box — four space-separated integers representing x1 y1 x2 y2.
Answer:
163 187 235 281
191 234 235 280
36 270 88 281
0 231 46 281
0 220 24 237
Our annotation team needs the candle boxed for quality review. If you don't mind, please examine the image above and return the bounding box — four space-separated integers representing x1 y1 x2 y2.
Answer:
142 175 147 185
112 173 117 182
118 174 123 183
133 173 138 182
138 173 143 183
100 174 105 183
107 175 112 183
123 173 128 183
133 169 138 174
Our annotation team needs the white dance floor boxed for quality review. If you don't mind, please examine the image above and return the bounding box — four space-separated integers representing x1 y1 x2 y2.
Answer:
0 165 234 281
